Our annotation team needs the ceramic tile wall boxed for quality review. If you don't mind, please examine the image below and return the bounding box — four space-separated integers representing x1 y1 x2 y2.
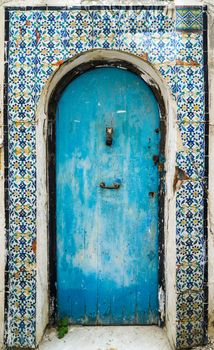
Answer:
175 6 208 349
4 6 208 348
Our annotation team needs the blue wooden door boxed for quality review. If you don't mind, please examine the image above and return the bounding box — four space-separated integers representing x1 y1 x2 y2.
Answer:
56 67 160 325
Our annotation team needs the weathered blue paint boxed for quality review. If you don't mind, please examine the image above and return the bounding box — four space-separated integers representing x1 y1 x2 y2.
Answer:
56 67 160 325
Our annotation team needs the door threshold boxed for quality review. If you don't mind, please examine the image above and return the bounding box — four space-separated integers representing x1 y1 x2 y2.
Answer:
39 325 173 350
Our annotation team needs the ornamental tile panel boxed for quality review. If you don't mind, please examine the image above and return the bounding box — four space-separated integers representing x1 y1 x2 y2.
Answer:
176 7 203 31
176 320 204 349
176 261 204 291
176 151 205 178
157 64 177 96
178 123 205 164
176 66 204 95
92 9 120 49
176 234 204 265
148 32 177 63
174 7 207 347
177 92 205 122
177 291 204 323
176 32 203 64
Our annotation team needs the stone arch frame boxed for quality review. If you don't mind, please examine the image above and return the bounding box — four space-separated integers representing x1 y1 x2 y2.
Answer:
35 49 177 347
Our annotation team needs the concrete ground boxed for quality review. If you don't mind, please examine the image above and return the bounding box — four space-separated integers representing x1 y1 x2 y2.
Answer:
39 326 173 350
193 338 214 350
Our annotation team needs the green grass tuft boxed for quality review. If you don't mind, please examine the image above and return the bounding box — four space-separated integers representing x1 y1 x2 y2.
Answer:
57 317 69 339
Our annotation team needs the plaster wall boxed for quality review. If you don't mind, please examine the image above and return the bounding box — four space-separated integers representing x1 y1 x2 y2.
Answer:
0 0 174 6
0 0 212 6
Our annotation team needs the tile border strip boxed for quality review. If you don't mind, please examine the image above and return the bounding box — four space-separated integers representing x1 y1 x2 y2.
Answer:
202 5 209 345
3 9 9 347
5 5 167 11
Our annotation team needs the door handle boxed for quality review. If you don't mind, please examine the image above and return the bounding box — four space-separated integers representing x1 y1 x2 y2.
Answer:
100 182 120 190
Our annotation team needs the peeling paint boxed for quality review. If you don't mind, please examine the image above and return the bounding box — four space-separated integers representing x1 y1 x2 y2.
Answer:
176 59 200 67
116 110 126 114
32 240 37 254
173 166 189 192
158 286 165 324
52 60 66 67
36 30 41 44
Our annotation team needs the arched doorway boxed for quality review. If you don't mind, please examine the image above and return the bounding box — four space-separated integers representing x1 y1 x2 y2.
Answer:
35 50 176 344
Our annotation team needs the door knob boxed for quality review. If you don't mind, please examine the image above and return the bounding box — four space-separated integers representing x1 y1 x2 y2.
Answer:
100 182 120 190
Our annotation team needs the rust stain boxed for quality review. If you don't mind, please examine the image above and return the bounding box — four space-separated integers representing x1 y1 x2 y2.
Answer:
19 27 25 37
52 59 66 67
14 120 32 127
173 166 189 192
140 52 148 61
158 163 164 172
153 155 159 165
36 30 41 44
149 192 156 198
32 239 37 254
16 38 21 47
176 59 200 67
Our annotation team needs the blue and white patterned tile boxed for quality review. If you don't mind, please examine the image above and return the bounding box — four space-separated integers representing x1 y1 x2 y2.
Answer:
176 32 203 65
119 9 151 56
176 198 204 221
176 180 204 209
178 122 205 154
176 150 205 178
176 262 204 291
176 215 204 243
158 64 177 96
148 32 177 64
149 9 175 33
176 223 204 242
176 320 204 349
65 10 93 54
177 291 204 322
177 92 205 122
92 9 120 50
176 66 204 95
176 234 205 265
7 10 38 339
120 13 151 57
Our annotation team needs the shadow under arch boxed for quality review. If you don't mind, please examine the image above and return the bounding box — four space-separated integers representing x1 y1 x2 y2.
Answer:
36 49 177 347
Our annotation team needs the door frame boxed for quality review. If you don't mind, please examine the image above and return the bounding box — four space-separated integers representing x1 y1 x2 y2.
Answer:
35 49 177 345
